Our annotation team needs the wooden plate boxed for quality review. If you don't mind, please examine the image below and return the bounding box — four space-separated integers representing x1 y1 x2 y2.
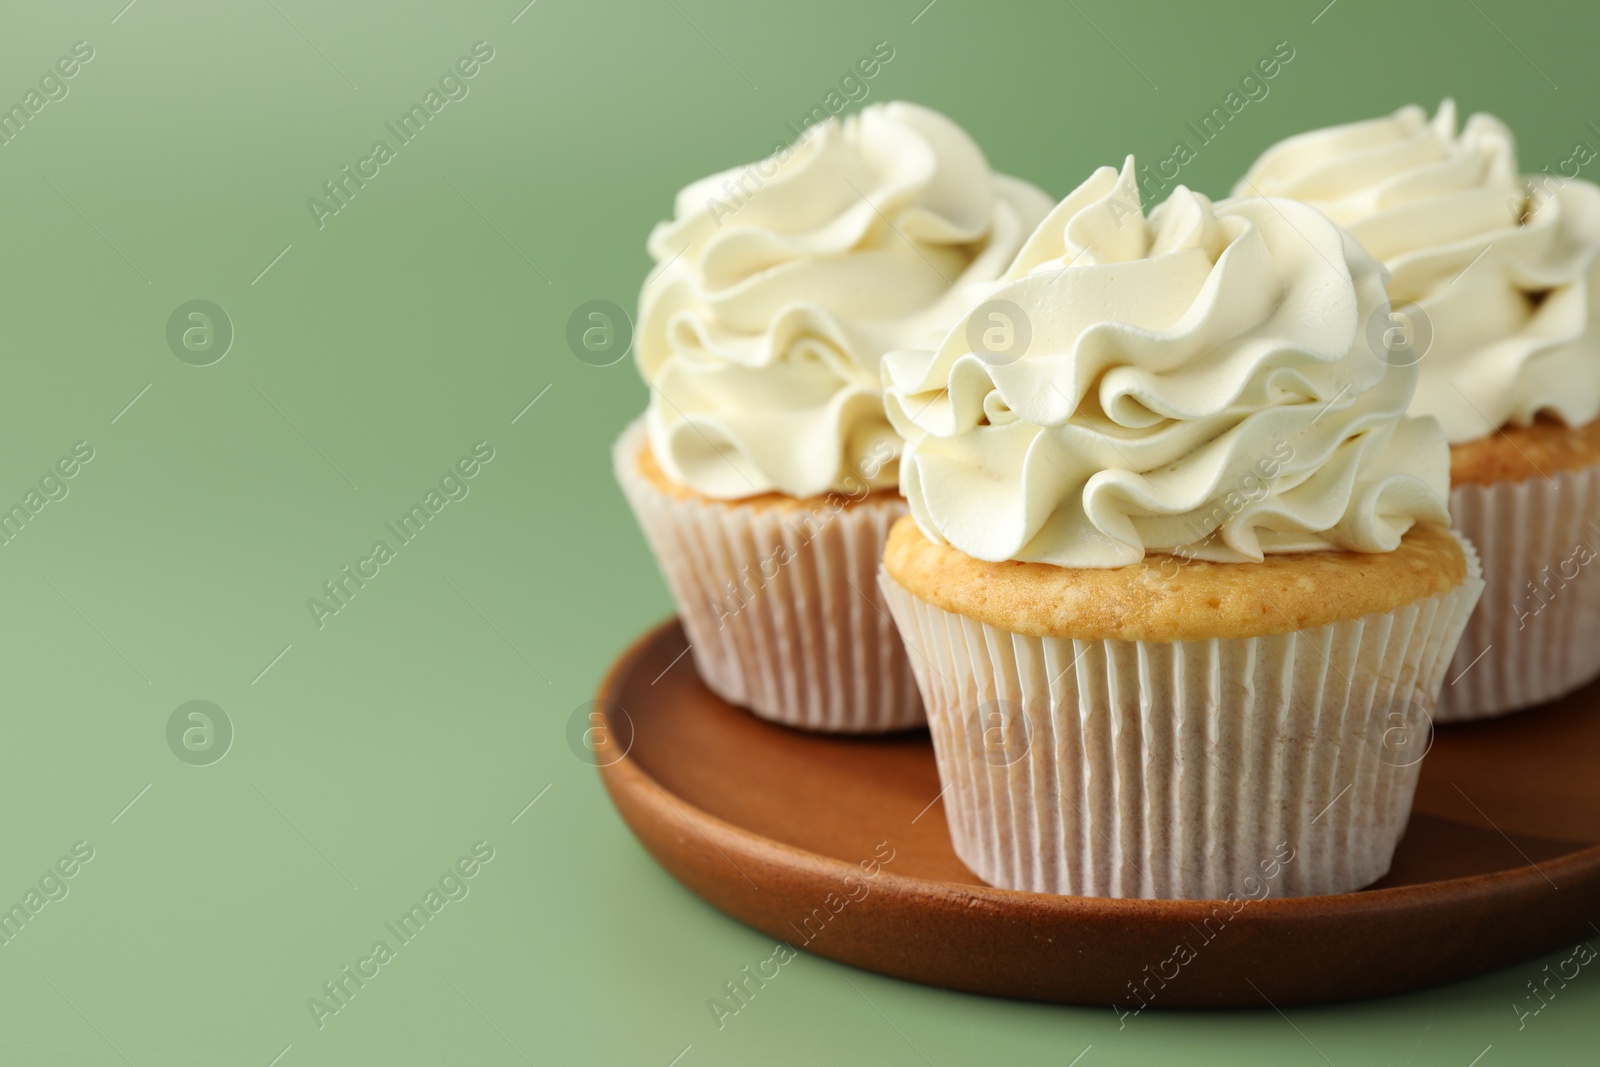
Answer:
594 620 1600 1009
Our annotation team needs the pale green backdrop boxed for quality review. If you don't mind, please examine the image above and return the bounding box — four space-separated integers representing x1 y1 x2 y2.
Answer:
0 0 1594 1063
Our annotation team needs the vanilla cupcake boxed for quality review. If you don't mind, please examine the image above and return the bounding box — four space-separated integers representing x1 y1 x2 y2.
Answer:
1237 101 1600 721
615 102 1052 732
879 159 1483 899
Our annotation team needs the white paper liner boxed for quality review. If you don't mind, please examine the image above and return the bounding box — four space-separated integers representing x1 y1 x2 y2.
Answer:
880 537 1483 899
614 420 923 733
1438 464 1600 721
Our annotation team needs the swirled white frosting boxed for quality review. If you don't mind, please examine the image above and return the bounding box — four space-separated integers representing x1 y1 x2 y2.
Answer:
882 157 1451 567
1236 100 1600 444
636 101 1053 499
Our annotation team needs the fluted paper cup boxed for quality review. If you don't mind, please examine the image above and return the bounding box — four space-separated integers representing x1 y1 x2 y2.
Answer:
880 538 1483 899
614 420 923 732
1438 466 1600 721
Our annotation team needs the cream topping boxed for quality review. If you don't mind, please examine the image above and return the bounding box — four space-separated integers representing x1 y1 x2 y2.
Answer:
636 101 1052 498
884 158 1451 566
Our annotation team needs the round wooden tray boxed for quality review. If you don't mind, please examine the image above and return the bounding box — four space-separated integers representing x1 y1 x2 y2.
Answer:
594 620 1600 1009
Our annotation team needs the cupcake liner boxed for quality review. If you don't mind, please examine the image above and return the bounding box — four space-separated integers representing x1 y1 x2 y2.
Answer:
1438 464 1600 722
880 536 1483 899
614 420 923 733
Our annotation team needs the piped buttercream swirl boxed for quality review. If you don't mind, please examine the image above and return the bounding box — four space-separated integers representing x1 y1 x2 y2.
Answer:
884 157 1451 567
636 101 1052 499
1236 101 1600 444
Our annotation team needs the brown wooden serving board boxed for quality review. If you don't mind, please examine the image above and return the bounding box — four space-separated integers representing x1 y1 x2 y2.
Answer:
593 619 1600 1009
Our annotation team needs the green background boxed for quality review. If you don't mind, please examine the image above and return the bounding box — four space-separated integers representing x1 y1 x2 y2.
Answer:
0 0 1594 1063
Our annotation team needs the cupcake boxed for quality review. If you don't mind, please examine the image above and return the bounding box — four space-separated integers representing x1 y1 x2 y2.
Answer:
879 159 1483 899
615 102 1052 732
1237 101 1600 721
